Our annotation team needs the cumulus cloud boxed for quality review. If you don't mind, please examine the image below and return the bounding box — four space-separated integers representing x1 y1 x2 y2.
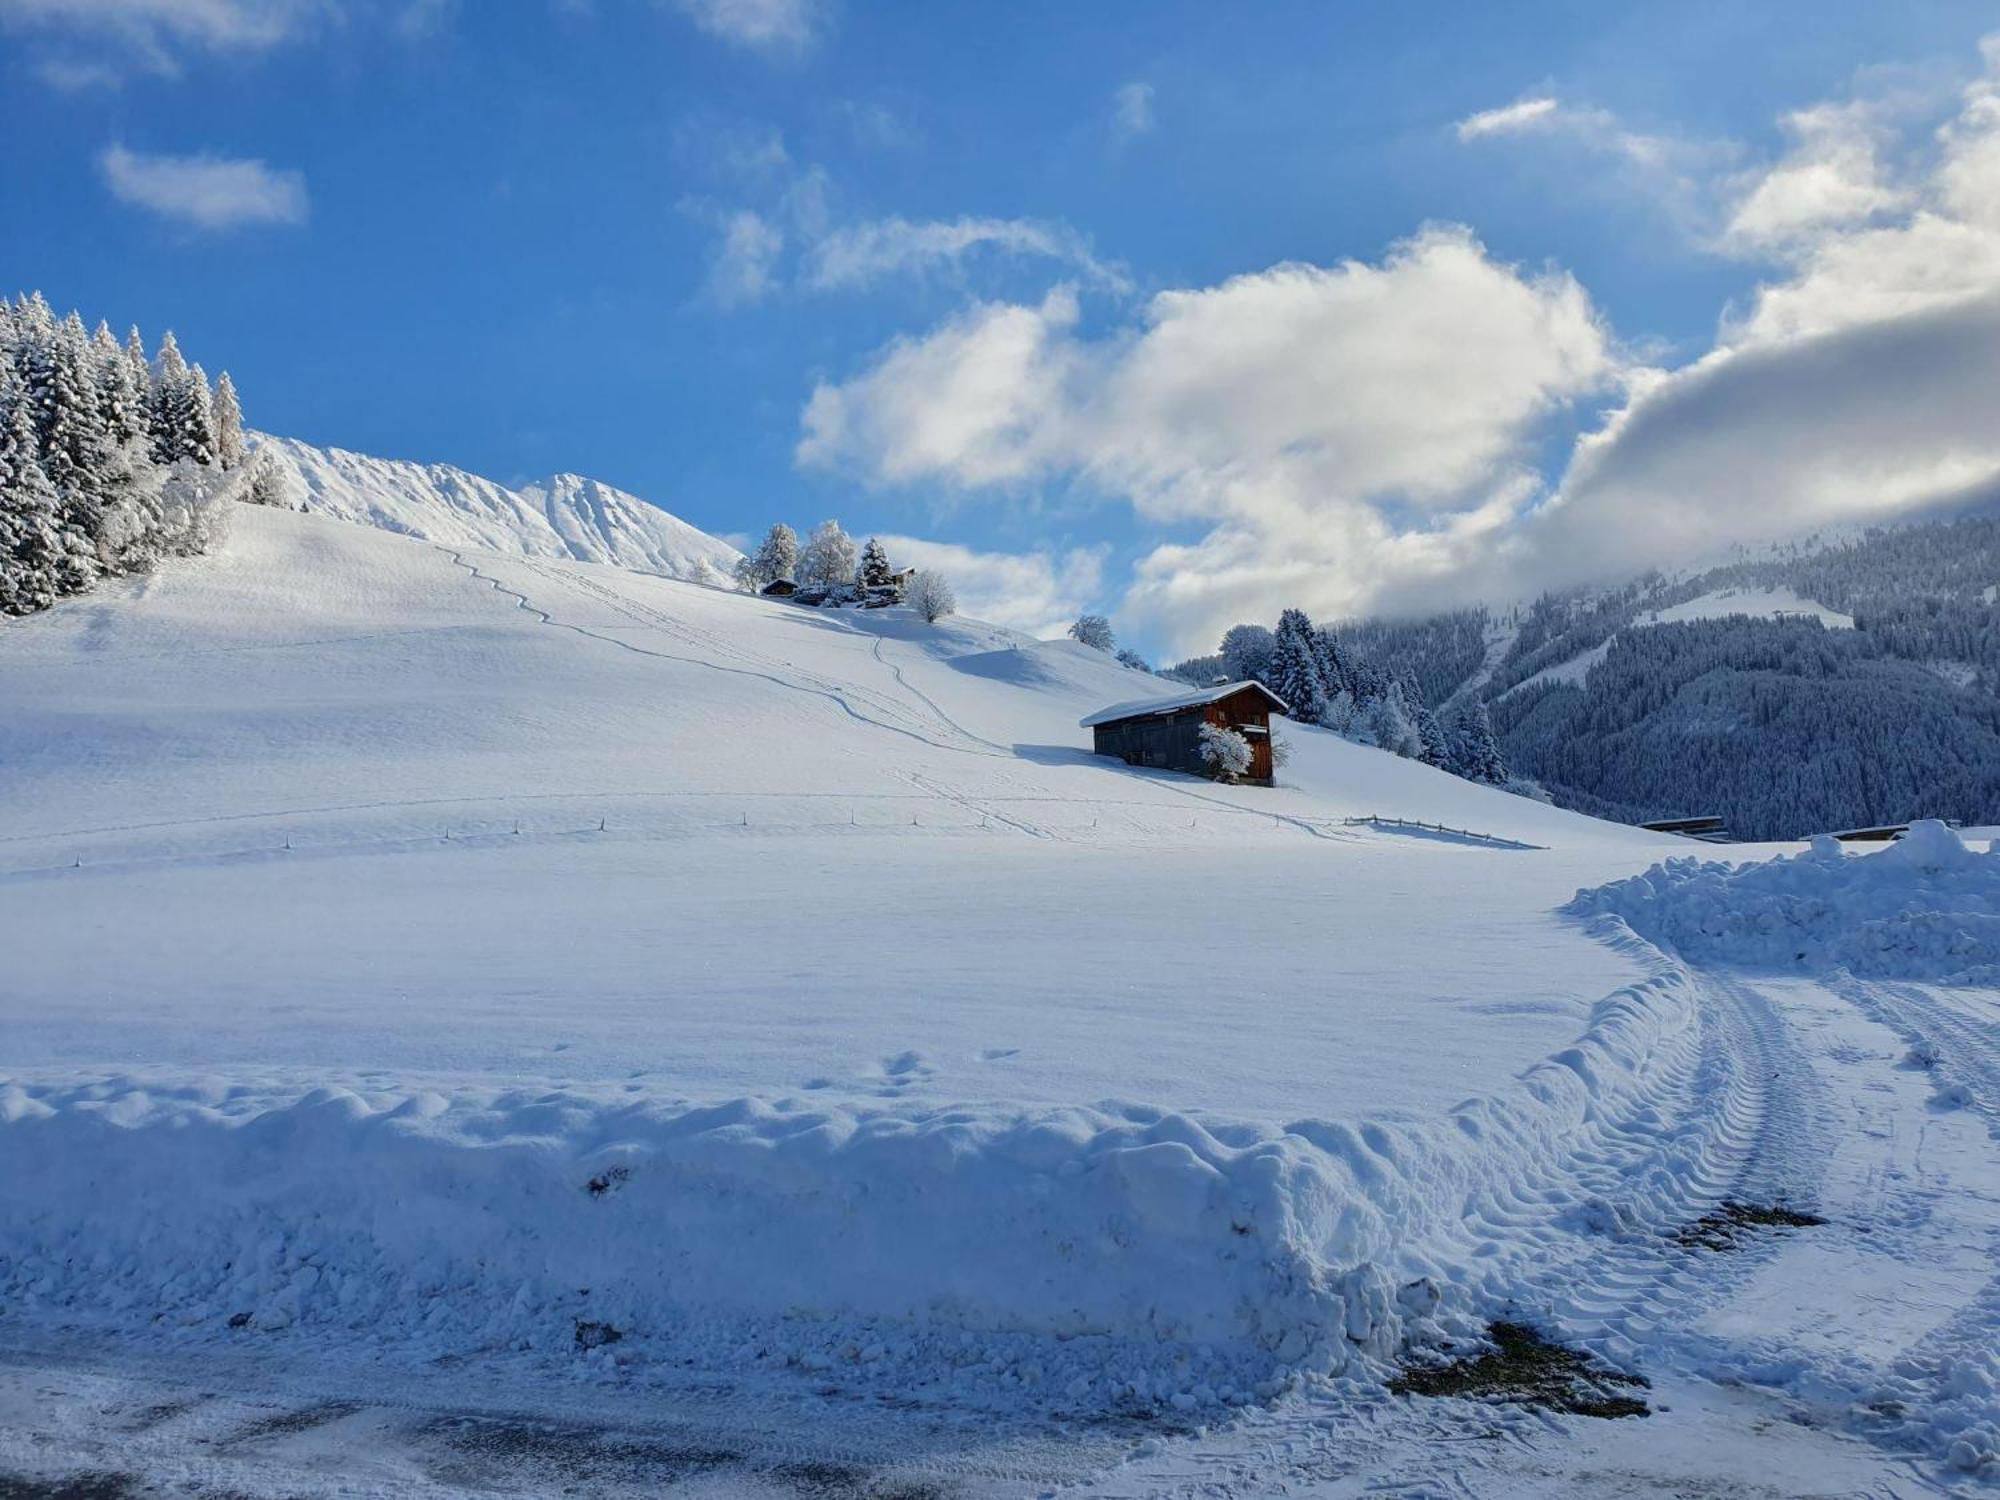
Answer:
98 144 308 230
669 0 820 55
1111 81 1155 142
805 216 1128 294
801 228 1618 650
1722 100 1909 251
877 535 1105 637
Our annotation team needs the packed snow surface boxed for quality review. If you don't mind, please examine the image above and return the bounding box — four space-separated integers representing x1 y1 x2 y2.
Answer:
1570 821 2000 984
251 432 742 580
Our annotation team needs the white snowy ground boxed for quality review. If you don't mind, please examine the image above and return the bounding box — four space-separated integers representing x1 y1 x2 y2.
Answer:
1 505 1996 1496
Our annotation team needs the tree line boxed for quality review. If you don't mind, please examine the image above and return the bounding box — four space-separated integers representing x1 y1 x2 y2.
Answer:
1166 608 1510 789
734 520 956 623
2 292 261 617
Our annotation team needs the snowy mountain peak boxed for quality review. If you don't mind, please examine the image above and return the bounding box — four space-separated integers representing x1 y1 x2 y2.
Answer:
249 433 742 581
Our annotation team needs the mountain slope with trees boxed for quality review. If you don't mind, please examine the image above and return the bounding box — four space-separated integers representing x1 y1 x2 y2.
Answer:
1286 510 2000 839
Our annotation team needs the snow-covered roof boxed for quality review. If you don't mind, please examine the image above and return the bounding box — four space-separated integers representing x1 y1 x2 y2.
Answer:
1079 680 1289 729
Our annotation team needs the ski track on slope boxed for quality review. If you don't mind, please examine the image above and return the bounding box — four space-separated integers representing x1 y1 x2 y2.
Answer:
438 548 1000 762
485 555 1383 848
508 557 1006 760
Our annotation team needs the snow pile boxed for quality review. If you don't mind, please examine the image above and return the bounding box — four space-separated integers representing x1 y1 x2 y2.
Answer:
251 433 742 580
0 959 1729 1415
1569 822 2000 983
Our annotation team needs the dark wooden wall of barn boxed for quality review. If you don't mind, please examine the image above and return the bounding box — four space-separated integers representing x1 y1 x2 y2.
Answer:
1090 688 1275 784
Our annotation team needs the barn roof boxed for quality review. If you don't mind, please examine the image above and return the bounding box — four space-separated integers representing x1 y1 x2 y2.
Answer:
1079 680 1289 729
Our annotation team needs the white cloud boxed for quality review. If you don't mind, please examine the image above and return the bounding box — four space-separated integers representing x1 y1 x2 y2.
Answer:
877 535 1106 638
800 227 1619 652
800 285 1088 485
98 143 308 230
805 216 1128 294
1453 94 1714 226
1722 101 1908 251
2 0 456 77
1111 81 1155 142
698 208 785 307
0 0 323 56
803 37 2000 655
669 0 820 55
1512 37 2000 592
1455 96 1558 140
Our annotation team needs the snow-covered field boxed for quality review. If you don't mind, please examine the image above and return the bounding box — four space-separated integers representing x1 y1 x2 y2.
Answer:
3 505 1996 1495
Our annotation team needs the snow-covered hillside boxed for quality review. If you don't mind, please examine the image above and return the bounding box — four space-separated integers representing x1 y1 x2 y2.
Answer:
251 432 742 579
2 506 1997 1492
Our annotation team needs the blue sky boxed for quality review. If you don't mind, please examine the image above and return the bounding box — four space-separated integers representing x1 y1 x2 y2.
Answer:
5 1 2000 655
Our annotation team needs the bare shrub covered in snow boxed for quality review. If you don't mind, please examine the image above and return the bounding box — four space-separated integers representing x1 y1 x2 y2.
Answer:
1199 722 1252 782
907 569 955 624
1069 614 1116 652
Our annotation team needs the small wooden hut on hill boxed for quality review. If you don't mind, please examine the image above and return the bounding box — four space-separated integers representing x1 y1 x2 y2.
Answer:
1080 681 1289 786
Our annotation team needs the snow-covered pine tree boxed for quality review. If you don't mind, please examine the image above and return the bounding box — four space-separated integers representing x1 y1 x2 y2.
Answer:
147 332 191 464
1452 701 1508 785
91 322 146 446
1312 626 1350 703
1267 608 1327 723
0 364 65 615
799 519 857 589
183 363 218 467
123 328 150 418
858 536 892 588
1218 623 1276 684
28 313 106 593
736 522 798 590
1069 614 1116 651
1369 679 1423 758
212 371 245 468
1398 674 1452 767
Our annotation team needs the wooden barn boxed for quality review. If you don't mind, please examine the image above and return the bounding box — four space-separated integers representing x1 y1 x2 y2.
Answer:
1080 681 1289 786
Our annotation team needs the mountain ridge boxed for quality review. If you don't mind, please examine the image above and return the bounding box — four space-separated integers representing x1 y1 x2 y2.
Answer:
249 432 743 582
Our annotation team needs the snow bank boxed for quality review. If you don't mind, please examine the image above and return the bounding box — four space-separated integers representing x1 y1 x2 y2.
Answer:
0 959 1730 1414
1568 822 2000 983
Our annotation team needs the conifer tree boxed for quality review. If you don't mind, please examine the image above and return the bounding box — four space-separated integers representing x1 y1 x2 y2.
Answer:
184 363 218 466
1453 701 1508 785
1267 608 1328 723
148 331 192 464
212 371 245 468
741 522 798 589
858 536 892 588
0 366 64 615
